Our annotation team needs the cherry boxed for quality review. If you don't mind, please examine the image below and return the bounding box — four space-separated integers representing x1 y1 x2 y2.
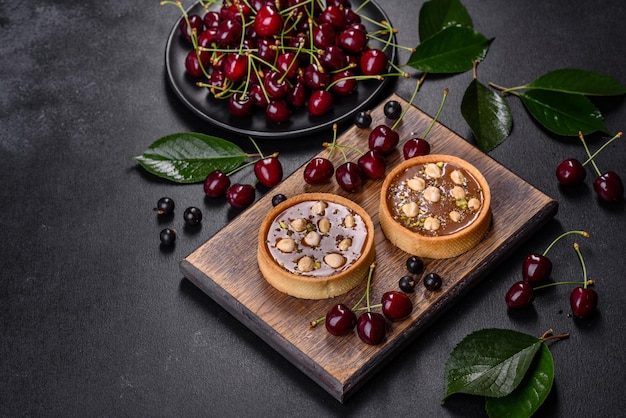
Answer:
505 281 535 309
228 93 254 118
423 273 442 291
216 18 243 46
403 137 431 160
226 183 256 209
288 81 308 108
159 228 177 246
179 14 204 43
312 22 336 48
203 11 220 29
357 312 386 345
335 161 363 192
384 100 402 120
593 171 624 202
555 158 586 185
368 125 399 155
325 303 357 336
254 5 283 37
570 287 598 319
263 71 289 100
330 71 357 96
337 27 367 54
254 156 283 188
271 193 287 206
265 100 291 123
359 48 388 75
184 49 209 78
155 197 175 216
357 149 386 180
303 64 330 90
381 291 413 321
204 170 231 198
398 275 416 293
354 110 372 128
319 5 346 31
304 157 335 184
406 256 424 274
223 53 249 82
321 45 347 71
276 52 299 80
307 90 334 117
183 206 203 225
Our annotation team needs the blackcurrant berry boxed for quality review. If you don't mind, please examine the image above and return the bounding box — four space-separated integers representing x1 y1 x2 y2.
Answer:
159 228 177 246
271 193 287 206
423 273 442 291
156 197 175 216
406 256 424 274
384 100 402 119
183 207 203 225
354 110 372 128
398 275 416 293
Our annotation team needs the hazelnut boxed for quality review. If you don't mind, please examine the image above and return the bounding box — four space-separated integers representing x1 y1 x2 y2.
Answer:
337 238 352 251
423 216 441 231
318 218 331 234
297 256 315 272
276 238 296 253
468 197 481 210
344 214 356 228
324 253 346 269
423 186 441 203
303 230 321 247
290 218 307 232
424 163 442 178
451 186 466 199
407 177 426 192
450 170 466 185
449 210 461 222
401 202 419 217
311 201 327 216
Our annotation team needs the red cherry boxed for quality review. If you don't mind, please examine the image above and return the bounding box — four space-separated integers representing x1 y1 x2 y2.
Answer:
179 14 204 43
325 303 357 336
265 100 291 123
357 312 386 345
184 49 209 78
522 253 552 284
505 281 535 309
254 5 283 37
307 90 334 117
304 157 334 184
403 137 431 160
381 291 413 321
368 125 399 155
223 53 249 82
303 64 330 90
226 183 256 209
254 156 283 188
312 22 336 48
593 171 624 202
319 5 346 31
204 170 231 198
359 48 388 75
335 162 363 192
263 71 289 100
330 70 357 96
357 149 386 179
556 158 586 185
228 93 254 118
216 18 243 46
338 27 367 54
570 287 598 319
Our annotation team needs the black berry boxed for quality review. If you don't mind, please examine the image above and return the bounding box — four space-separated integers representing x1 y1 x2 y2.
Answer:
271 193 287 206
406 256 424 274
159 228 177 245
156 197 175 215
423 273 442 291
398 275 416 293
183 207 203 225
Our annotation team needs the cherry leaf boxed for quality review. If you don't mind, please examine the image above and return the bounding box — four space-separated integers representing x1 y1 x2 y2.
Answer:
407 26 493 74
461 78 513 152
418 0 473 42
133 132 247 183
518 90 609 136
526 68 626 96
443 329 542 400
485 343 555 418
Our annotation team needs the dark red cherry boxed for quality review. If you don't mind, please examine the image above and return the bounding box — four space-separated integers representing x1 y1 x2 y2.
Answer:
505 281 535 309
228 93 254 118
184 49 209 78
570 287 598 319
276 52 299 80
223 53 249 82
312 22 336 48
522 253 552 284
307 90 334 117
325 303 357 336
319 5 346 31
265 100 291 123
204 170 231 198
226 183 256 209
263 71 289 100
330 70 357 96
179 14 204 43
254 5 283 37
203 11 220 29
338 27 367 54
288 81 308 108
381 291 413 321
357 312 386 345
304 157 334 184
216 18 243 46
250 83 270 108
335 162 363 192
593 171 624 202
555 158 586 185
357 149 386 180
368 125 399 155
321 45 347 71
360 48 388 75
303 64 329 90
254 156 283 188
403 137 431 159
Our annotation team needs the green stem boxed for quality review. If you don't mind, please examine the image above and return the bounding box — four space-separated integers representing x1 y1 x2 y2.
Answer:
391 72 427 131
534 279 594 291
582 132 623 166
542 230 589 256
487 81 526 95
573 242 589 289
422 88 449 140
578 131 601 176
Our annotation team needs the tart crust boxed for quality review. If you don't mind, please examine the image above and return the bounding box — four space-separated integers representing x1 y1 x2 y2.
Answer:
258 193 376 299
379 154 492 259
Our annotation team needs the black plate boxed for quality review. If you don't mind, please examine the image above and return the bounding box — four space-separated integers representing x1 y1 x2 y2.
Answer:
165 1 396 138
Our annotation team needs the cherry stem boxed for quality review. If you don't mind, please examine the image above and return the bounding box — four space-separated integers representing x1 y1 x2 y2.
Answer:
533 279 594 291
422 88 449 140
363 262 376 312
582 131 622 166
540 329 570 342
578 131 602 177
573 242 590 289
542 230 589 256
391 72 427 131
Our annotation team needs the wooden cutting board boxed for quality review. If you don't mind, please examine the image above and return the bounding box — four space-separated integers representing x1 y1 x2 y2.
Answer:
180 94 558 402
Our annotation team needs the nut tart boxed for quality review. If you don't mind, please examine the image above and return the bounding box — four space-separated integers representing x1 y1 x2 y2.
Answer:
379 154 491 259
258 193 375 299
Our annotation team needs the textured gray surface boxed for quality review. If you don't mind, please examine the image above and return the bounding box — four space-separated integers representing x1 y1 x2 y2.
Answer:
2 1 625 416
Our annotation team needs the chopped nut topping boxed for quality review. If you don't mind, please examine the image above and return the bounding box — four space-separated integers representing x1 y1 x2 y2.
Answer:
290 218 307 232
407 177 426 192
324 253 346 269
401 202 419 217
318 218 331 234
423 186 441 203
297 256 315 272
337 238 352 251
276 238 296 253
424 163 442 178
451 186 466 200
303 231 321 247
423 216 441 231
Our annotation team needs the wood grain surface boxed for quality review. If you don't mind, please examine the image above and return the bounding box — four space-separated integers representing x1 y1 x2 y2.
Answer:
180 94 558 402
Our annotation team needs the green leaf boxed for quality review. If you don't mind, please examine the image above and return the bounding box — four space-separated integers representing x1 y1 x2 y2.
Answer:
133 132 247 183
406 26 492 74
526 68 626 96
443 329 542 400
485 343 554 418
461 78 513 152
418 0 473 42
518 90 609 136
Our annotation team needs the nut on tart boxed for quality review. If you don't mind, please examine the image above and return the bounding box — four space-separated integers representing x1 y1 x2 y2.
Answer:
257 193 375 299
379 154 491 259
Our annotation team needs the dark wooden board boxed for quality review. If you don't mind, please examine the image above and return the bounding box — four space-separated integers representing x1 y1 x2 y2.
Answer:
180 94 558 402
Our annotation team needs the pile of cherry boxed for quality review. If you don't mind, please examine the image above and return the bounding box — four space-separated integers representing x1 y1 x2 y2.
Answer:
176 0 396 123
505 230 598 319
